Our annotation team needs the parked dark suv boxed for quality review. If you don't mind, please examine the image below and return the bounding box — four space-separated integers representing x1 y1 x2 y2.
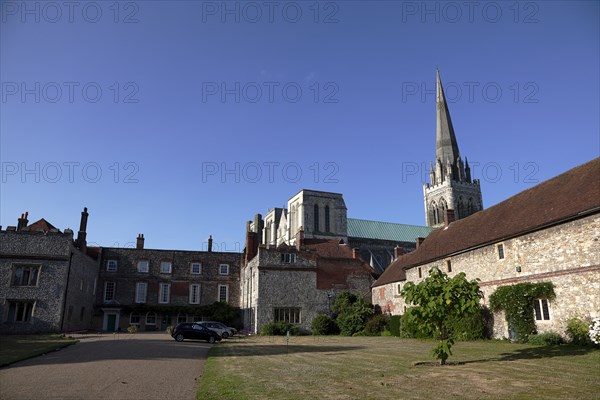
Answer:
171 323 222 343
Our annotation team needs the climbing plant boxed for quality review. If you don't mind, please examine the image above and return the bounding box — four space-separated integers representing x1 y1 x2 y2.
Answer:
488 282 555 342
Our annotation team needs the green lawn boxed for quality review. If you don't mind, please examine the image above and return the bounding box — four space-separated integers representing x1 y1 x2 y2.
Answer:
197 336 600 400
0 334 78 367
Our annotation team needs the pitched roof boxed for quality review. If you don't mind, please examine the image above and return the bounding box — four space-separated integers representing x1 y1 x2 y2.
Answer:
347 218 433 243
373 158 600 287
26 218 60 232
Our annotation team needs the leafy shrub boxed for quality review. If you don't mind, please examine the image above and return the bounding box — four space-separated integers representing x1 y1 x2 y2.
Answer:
389 315 401 337
566 318 592 345
166 325 174 334
446 307 484 341
401 308 432 339
259 321 300 336
527 332 564 346
380 330 392 337
127 325 138 334
311 314 338 335
364 314 390 336
336 296 374 336
351 330 368 337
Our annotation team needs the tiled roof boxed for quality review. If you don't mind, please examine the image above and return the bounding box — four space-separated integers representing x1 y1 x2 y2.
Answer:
373 158 600 287
26 218 60 232
347 218 433 243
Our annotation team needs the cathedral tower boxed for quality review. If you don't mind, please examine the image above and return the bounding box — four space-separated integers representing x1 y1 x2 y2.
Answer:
423 70 483 227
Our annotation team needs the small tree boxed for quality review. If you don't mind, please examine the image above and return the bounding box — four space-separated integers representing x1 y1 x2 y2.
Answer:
402 268 482 365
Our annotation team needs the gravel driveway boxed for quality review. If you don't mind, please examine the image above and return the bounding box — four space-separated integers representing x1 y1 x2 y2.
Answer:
0 332 211 400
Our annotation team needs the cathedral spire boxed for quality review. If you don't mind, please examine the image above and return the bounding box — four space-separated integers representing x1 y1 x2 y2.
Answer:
435 69 460 165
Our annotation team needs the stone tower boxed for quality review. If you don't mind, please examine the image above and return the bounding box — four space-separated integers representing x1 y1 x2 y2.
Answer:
423 70 483 227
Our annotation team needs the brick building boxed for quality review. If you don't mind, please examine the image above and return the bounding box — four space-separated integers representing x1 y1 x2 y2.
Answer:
0 209 99 333
94 235 242 331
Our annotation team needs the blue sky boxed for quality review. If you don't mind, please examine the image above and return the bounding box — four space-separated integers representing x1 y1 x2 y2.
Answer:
1 1 598 251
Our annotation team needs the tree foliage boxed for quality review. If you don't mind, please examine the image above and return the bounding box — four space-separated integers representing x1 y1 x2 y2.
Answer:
402 268 482 364
333 292 374 336
488 282 555 342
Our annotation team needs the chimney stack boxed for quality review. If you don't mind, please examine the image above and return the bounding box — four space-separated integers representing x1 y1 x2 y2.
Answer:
352 248 360 260
136 234 144 249
394 245 404 259
76 207 88 248
17 212 29 231
444 209 456 227
208 235 213 252
295 229 304 251
416 237 425 249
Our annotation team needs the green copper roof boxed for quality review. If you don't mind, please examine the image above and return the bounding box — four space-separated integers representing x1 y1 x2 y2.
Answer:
347 218 433 243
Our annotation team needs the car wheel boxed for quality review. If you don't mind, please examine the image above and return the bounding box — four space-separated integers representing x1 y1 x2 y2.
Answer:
221 332 229 339
208 336 216 344
175 334 184 342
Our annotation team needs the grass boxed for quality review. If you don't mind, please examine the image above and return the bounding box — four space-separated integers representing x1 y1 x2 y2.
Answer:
0 334 78 367
197 335 600 400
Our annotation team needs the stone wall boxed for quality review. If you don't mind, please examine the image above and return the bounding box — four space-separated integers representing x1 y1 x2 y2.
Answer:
0 230 97 333
373 213 600 338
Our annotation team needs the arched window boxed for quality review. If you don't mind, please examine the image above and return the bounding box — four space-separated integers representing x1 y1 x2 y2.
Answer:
467 197 475 215
438 198 447 224
325 205 330 232
457 196 464 219
429 201 438 225
146 312 157 325
314 204 319 232
130 313 140 325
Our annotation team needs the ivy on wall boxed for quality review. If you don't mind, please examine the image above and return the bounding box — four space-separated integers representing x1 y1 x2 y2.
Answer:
489 282 555 341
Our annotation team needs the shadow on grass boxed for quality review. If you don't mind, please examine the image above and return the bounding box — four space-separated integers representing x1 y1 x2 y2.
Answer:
210 344 366 357
463 344 598 364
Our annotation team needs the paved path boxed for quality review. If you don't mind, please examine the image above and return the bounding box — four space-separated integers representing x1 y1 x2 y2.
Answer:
0 332 211 400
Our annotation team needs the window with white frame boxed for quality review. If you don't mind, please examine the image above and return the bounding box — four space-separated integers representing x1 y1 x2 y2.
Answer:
218 284 228 303
146 312 157 325
6 301 34 323
219 264 229 275
160 261 172 274
137 260 149 273
191 262 201 275
397 284 402 295
189 284 201 304
159 283 170 304
135 282 147 303
534 299 551 321
12 264 40 286
130 313 140 325
104 282 116 301
107 260 118 272
274 307 301 324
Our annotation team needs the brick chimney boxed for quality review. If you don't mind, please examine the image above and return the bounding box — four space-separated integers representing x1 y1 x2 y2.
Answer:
416 237 425 249
245 231 259 264
136 234 144 249
76 207 88 248
352 248 360 260
208 235 213 252
394 245 404 259
444 209 456 227
296 229 304 251
17 212 29 231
